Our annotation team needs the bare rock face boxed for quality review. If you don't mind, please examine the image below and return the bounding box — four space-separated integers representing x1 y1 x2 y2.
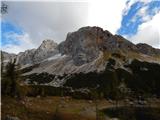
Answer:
58 26 138 65
16 39 58 65
113 35 138 51
59 27 112 65
16 49 36 65
136 43 160 56
59 27 103 65
33 39 58 63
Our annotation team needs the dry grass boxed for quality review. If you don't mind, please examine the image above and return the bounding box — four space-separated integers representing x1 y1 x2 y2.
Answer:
2 96 160 120
1 96 111 120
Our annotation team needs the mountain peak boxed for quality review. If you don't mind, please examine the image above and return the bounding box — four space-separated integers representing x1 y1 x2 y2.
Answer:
39 39 57 50
58 26 107 65
3 26 160 68
13 39 58 65
58 26 136 65
58 26 160 66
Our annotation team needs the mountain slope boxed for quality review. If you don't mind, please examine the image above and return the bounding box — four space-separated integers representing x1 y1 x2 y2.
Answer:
2 27 160 97
3 27 160 66
21 26 159 75
2 27 160 72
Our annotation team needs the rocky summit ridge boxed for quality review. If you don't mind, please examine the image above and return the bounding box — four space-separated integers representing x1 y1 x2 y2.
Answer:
2 39 58 66
1 26 160 81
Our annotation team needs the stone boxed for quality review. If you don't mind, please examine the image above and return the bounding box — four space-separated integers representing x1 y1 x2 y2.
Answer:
5 115 20 120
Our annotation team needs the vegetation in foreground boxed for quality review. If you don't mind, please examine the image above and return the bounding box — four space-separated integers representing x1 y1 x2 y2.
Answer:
2 96 160 120
1 57 160 120
1 96 108 120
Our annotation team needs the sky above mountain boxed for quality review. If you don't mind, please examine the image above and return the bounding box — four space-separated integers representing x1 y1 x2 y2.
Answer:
1 0 160 54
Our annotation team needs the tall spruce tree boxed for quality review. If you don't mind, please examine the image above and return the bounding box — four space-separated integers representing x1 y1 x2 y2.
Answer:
2 59 21 98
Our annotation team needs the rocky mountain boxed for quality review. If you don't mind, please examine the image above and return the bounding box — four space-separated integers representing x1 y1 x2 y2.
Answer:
58 27 139 66
2 26 160 88
2 39 58 66
16 49 36 65
136 43 160 56
58 27 160 66
3 27 160 67
32 39 58 63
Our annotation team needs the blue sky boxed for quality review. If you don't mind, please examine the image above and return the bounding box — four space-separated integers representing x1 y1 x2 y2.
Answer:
1 21 23 46
1 0 160 53
117 0 160 37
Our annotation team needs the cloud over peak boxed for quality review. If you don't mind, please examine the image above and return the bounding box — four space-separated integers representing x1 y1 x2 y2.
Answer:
1 0 160 54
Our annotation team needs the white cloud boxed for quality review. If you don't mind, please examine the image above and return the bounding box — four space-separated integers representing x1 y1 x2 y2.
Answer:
123 0 151 16
3 1 89 47
2 1 128 53
130 11 160 48
1 33 36 54
87 0 127 34
131 5 151 23
3 0 159 54
138 6 150 21
132 3 160 23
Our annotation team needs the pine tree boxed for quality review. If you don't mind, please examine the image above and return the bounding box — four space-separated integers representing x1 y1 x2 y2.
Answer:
2 59 22 98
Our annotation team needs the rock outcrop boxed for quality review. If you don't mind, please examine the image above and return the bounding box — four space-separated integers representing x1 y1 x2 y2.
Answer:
2 39 58 66
16 49 36 65
58 27 104 65
136 43 160 56
32 39 58 63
